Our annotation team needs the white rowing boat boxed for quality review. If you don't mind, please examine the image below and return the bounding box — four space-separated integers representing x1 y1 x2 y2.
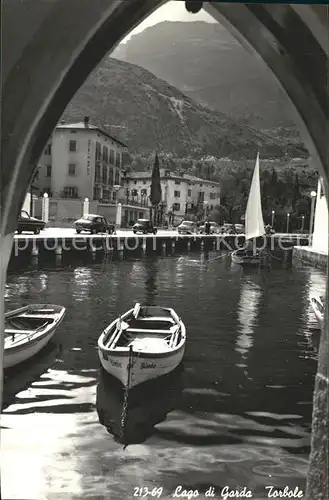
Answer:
310 295 325 330
98 303 186 388
4 304 66 369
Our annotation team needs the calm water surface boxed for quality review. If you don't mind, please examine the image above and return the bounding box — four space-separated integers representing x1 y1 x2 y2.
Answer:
2 251 326 499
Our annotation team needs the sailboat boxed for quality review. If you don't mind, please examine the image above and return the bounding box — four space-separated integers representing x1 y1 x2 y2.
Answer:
231 153 267 266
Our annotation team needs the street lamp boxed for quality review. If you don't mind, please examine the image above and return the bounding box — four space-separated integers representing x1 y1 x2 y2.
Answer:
271 210 275 227
286 212 290 233
309 190 317 242
301 215 305 232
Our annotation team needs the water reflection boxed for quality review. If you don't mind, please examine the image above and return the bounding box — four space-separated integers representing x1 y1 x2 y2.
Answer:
144 257 158 305
236 278 262 376
73 267 94 302
96 364 184 445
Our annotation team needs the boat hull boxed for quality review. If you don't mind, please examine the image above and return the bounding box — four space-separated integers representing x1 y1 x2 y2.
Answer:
4 328 57 369
310 298 324 330
231 250 261 266
4 304 65 369
98 343 185 388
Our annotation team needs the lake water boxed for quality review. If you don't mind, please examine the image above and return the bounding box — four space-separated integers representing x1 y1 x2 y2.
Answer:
2 251 326 499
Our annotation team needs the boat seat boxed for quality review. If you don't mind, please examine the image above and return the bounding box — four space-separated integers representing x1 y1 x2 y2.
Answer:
126 327 173 335
21 314 54 319
5 328 35 335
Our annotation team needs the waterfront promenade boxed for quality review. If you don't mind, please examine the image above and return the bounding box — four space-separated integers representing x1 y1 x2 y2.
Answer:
10 227 310 260
14 227 306 240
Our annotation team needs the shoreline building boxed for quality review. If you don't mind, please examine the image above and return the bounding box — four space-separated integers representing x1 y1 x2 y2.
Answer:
34 117 127 202
123 169 221 222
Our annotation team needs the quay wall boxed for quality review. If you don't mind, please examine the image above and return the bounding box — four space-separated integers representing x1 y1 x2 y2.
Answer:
10 233 310 263
293 245 328 269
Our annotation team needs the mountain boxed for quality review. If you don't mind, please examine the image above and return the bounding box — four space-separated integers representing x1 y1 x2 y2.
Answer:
112 21 296 130
63 58 307 160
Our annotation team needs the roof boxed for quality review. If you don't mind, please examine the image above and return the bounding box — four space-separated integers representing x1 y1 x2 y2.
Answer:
126 169 220 186
56 121 127 148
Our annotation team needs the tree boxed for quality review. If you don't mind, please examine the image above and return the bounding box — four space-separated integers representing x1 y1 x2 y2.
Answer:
292 172 301 211
149 152 162 224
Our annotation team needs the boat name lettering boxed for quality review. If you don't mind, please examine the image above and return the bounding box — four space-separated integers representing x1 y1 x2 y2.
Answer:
110 359 122 367
141 362 156 369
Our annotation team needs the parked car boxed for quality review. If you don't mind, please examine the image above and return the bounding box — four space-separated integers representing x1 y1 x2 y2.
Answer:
74 214 115 234
220 223 234 234
199 221 221 234
177 220 198 235
16 210 46 234
132 219 157 235
234 224 245 234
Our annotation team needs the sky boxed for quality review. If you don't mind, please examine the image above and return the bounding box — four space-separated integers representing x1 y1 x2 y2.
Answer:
122 1 216 42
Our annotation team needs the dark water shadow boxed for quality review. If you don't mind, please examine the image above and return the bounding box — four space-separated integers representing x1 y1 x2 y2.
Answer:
2 339 62 411
96 363 184 445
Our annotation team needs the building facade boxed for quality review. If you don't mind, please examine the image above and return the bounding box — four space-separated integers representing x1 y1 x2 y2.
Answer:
123 169 221 221
35 117 126 202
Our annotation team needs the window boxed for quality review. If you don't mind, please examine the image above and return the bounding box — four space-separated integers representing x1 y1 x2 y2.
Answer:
174 180 181 185
134 180 137 184
108 167 113 186
174 190 180 198
95 142 101 161
93 187 101 200
115 171 120 185
102 166 107 183
173 203 180 211
141 188 147 196
69 140 77 152
95 164 101 183
102 146 108 162
115 152 121 167
70 130 77 134
44 144 52 155
46 165 52 177
68 163 76 176
109 149 115 165
187 189 192 197
143 180 146 185
63 187 78 198
198 191 204 202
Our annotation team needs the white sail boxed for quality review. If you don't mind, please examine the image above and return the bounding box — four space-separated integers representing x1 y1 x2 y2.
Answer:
245 152 265 241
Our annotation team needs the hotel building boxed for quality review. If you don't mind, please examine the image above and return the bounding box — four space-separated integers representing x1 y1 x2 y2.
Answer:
123 169 221 220
34 117 126 202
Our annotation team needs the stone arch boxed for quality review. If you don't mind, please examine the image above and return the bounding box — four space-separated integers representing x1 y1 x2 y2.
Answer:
1 1 328 238
0 3 328 497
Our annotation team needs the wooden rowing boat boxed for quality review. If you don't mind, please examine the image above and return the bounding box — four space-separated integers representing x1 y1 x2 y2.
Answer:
310 295 325 330
4 304 66 369
98 303 186 388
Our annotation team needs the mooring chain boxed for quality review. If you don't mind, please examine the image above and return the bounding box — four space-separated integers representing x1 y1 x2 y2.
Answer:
120 346 136 446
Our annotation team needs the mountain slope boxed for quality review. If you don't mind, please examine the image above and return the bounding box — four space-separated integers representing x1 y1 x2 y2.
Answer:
63 58 307 160
112 21 296 130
